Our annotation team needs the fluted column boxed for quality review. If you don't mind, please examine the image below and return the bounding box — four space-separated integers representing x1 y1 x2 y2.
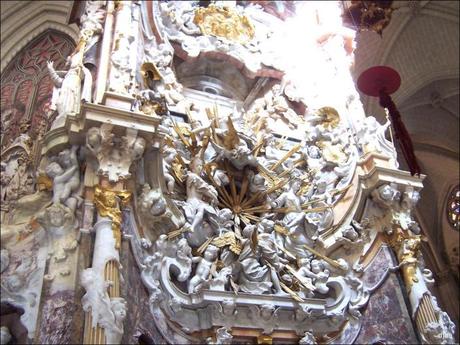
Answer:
83 185 131 344
388 228 453 344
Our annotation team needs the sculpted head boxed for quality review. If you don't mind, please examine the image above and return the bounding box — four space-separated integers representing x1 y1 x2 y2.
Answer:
190 156 203 174
307 145 321 159
133 137 146 159
58 149 74 168
219 208 233 221
298 257 310 269
204 245 218 261
87 127 101 148
45 162 63 178
259 219 274 233
242 224 256 238
47 204 66 227
260 304 275 319
379 184 400 202
252 174 265 186
291 178 302 193
111 297 127 321
310 259 323 273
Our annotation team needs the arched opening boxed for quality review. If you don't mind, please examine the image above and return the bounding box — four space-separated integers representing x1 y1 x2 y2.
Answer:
0 30 75 148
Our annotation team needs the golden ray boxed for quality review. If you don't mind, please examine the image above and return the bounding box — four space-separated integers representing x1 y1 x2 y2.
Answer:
223 116 240 150
251 137 265 157
257 163 278 184
239 214 251 225
197 237 215 255
275 136 288 149
280 281 304 302
240 213 261 222
229 176 238 206
167 226 190 239
270 141 303 171
240 191 263 208
266 178 290 194
238 174 250 204
229 278 239 295
218 198 233 209
218 185 234 207
274 224 289 236
278 161 304 178
250 226 258 253
274 241 295 259
242 205 271 213
172 119 192 151
302 244 347 271
285 265 316 291
298 184 352 209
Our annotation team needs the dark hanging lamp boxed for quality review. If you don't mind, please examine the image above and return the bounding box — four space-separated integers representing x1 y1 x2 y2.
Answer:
341 1 395 36
357 65 421 176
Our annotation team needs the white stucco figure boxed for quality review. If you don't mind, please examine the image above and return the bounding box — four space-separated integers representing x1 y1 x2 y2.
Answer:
45 145 80 212
47 52 92 128
188 245 218 293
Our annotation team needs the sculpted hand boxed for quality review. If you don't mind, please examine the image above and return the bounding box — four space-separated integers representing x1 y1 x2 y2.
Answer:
47 60 54 71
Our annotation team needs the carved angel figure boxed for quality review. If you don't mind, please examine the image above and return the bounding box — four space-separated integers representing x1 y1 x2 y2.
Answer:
236 224 285 295
139 184 167 218
162 146 177 193
79 0 106 53
188 245 219 293
296 258 330 296
211 139 258 170
45 145 80 212
356 116 397 165
209 208 234 236
272 178 312 258
182 157 219 246
103 297 127 344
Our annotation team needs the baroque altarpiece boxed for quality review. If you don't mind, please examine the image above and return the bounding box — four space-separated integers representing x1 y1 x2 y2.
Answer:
0 1 456 344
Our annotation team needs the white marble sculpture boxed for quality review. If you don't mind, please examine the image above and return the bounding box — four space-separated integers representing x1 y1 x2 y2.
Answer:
45 145 81 212
188 245 218 293
356 116 398 167
47 53 92 128
299 331 317 345
86 125 146 182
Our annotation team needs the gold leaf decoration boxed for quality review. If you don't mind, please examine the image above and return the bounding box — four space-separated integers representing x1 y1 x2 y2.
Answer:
193 4 255 44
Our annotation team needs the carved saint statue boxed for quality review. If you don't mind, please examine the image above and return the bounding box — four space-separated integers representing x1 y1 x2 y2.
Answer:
47 50 92 128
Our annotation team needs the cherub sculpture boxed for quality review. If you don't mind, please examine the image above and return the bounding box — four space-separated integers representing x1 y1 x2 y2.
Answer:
45 145 80 212
300 259 330 295
138 184 167 218
188 245 219 293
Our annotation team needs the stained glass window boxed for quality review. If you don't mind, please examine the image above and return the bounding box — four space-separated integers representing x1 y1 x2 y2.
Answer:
0 30 75 147
447 185 460 231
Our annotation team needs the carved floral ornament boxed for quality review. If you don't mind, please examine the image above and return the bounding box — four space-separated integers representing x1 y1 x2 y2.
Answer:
193 4 255 44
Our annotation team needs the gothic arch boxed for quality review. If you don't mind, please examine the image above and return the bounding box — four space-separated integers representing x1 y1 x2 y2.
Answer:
1 30 75 147
0 1 78 73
